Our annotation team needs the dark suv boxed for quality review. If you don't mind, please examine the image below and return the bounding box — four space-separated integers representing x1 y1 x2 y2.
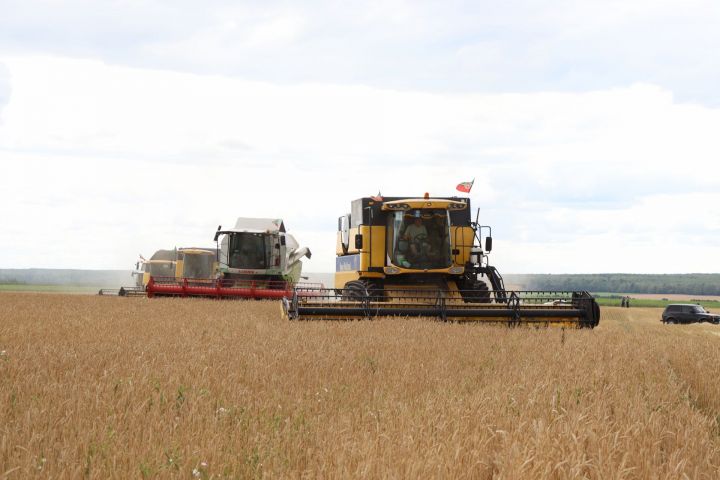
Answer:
661 304 720 324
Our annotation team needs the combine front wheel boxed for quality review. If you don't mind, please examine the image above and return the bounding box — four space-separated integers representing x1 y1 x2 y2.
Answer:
343 280 386 302
343 281 369 301
458 278 492 303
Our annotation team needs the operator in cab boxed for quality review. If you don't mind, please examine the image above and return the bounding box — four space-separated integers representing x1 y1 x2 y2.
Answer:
403 214 433 260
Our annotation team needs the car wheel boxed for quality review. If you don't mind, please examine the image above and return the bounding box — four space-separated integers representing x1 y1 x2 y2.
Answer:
665 318 676 324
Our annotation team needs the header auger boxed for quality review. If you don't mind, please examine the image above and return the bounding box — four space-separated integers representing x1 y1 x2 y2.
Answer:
282 194 600 328
282 288 599 327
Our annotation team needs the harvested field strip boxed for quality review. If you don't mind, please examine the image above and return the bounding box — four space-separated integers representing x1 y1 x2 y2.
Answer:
1 294 720 478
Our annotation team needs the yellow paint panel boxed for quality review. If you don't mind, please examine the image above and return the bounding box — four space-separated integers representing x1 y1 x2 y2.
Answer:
382 199 467 210
336 231 345 255
175 260 184 278
344 225 386 261
334 225 387 286
346 227 361 254
384 266 461 275
358 225 386 270
334 271 360 289
450 226 475 265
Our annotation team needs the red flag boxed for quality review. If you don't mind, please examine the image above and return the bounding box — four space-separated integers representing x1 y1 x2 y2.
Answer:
456 179 474 193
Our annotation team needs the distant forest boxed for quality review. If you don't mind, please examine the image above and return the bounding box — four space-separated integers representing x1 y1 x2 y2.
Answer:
508 274 720 295
0 269 132 287
1 269 719 295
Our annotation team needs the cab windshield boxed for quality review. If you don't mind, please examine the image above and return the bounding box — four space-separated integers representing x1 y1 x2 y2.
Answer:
227 233 269 269
147 262 175 277
183 253 215 278
388 209 452 269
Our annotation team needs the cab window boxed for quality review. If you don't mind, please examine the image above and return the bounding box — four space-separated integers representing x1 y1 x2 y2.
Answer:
228 233 269 269
387 209 452 270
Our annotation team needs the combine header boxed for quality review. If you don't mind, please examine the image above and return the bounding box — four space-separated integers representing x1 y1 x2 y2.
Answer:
282 194 600 328
283 288 599 326
146 277 322 299
97 286 145 297
146 277 293 299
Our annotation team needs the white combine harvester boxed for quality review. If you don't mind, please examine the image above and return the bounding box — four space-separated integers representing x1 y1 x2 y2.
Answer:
214 217 311 284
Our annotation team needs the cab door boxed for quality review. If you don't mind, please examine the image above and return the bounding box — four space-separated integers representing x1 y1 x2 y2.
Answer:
680 306 692 323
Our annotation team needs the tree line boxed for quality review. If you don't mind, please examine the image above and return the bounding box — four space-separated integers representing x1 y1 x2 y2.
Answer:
506 274 720 295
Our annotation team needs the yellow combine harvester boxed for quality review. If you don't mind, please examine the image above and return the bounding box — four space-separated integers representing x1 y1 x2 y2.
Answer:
135 250 177 287
99 249 177 297
283 194 600 327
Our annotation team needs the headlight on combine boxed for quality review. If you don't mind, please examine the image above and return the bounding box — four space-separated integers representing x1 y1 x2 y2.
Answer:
384 266 401 274
448 266 465 274
383 203 410 210
448 202 467 210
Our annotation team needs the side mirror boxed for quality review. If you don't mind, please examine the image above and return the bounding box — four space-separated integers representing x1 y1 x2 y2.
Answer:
355 234 363 249
485 236 493 252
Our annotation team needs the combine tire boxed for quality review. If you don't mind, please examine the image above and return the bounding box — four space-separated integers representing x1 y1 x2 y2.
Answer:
458 279 492 304
343 280 386 302
343 281 369 301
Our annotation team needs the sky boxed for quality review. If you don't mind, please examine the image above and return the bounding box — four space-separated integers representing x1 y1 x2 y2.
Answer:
1 0 719 274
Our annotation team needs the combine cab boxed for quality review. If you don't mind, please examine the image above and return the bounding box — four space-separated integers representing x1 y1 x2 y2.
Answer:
214 218 311 284
175 247 218 280
99 249 175 297
282 195 600 327
145 218 314 299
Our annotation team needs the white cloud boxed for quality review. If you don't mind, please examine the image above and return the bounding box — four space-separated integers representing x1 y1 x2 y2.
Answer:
1 55 719 274
1 1 720 103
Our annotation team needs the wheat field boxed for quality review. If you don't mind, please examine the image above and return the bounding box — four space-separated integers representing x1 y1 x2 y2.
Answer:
1 293 720 479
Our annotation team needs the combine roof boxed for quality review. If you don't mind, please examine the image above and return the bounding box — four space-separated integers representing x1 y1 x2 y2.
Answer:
149 249 176 261
178 247 218 254
229 218 286 234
